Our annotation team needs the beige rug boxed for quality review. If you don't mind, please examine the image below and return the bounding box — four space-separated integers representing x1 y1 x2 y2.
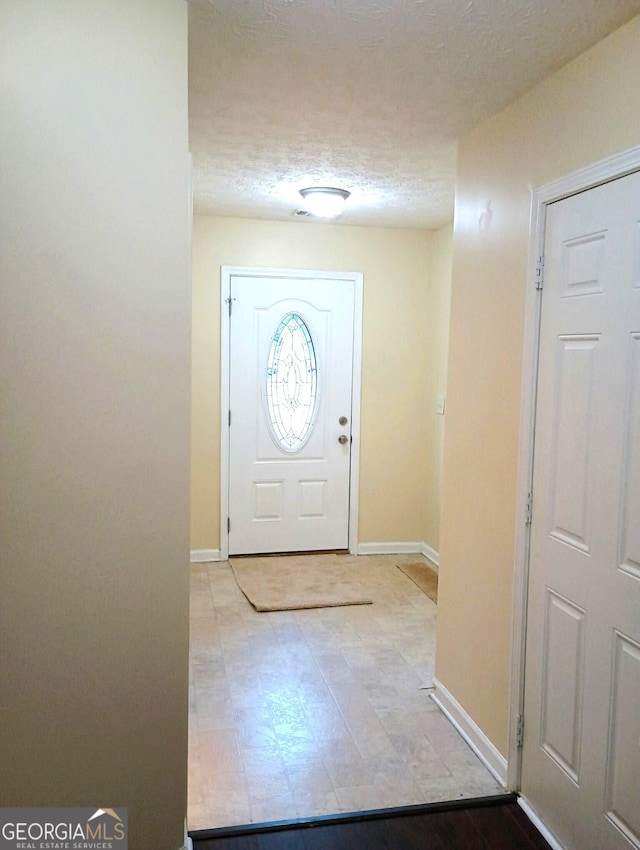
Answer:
396 561 438 603
229 555 373 612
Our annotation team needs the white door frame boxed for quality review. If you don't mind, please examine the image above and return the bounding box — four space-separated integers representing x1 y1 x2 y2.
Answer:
508 144 640 794
219 265 364 561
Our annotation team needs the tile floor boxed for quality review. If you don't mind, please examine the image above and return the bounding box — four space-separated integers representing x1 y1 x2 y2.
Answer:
188 554 503 830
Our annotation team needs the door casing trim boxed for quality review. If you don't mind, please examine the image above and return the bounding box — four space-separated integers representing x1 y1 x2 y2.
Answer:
220 265 364 561
509 144 640 791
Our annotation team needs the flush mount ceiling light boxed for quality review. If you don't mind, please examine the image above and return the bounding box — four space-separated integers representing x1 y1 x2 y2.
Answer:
299 186 351 218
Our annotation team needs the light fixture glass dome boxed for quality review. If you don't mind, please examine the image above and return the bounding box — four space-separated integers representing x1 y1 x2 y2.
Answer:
299 186 350 218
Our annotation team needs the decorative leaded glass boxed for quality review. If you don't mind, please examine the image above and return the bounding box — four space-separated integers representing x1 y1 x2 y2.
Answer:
266 313 318 452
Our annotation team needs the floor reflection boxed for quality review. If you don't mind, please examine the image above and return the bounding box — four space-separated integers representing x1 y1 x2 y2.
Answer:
188 554 502 829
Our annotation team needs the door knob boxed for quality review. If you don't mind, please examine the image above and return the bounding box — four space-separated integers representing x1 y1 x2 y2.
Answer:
338 434 349 445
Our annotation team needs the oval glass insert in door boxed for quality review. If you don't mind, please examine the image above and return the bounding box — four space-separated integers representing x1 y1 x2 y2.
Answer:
265 313 319 453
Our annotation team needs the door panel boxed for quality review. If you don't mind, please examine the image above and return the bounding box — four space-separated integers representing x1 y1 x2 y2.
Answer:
522 171 640 850
549 335 598 552
540 589 585 784
227 272 356 555
620 334 640 579
605 631 640 846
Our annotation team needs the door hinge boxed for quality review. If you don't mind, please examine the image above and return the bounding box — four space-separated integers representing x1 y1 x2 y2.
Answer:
525 491 533 525
226 296 236 316
227 517 231 533
516 714 525 748
535 256 544 290
228 409 231 427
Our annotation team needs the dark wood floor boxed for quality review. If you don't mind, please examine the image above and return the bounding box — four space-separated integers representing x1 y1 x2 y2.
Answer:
190 795 552 850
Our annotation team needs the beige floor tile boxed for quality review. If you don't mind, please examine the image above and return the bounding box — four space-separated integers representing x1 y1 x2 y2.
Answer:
250 792 297 824
206 790 252 828
345 717 397 760
246 772 290 803
388 731 453 781
322 746 373 789
379 782 426 808
188 556 503 830
233 705 278 749
187 761 205 807
242 747 289 802
334 784 388 813
306 710 352 742
326 680 372 718
194 685 232 713
198 728 243 775
417 773 502 803
186 802 214 832
286 763 334 795
366 754 416 778
294 789 341 819
205 769 246 793
194 711 235 734
276 731 318 763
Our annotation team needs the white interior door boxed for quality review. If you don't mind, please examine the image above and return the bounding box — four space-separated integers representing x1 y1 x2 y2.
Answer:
226 270 358 555
521 171 640 849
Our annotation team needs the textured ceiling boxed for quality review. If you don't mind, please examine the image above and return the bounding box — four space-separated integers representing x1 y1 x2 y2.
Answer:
189 0 640 229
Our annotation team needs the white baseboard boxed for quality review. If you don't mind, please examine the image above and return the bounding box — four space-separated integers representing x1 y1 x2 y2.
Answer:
190 549 221 563
420 542 439 569
180 821 193 850
357 541 439 560
431 677 508 788
517 796 565 850
191 544 439 565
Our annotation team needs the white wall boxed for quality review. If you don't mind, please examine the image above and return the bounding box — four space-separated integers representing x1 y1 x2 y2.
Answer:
0 3 191 848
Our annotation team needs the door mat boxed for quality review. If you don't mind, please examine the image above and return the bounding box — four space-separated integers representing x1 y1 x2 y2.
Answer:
229 555 373 612
396 561 438 603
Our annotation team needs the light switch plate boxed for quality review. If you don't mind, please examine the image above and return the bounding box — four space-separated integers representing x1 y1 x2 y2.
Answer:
436 395 446 415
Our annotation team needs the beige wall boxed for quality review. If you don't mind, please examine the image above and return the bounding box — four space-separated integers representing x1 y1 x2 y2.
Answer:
191 216 452 553
436 14 640 756
0 4 190 848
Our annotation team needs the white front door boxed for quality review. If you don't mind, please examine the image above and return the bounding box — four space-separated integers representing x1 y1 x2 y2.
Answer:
225 268 360 555
521 171 640 849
